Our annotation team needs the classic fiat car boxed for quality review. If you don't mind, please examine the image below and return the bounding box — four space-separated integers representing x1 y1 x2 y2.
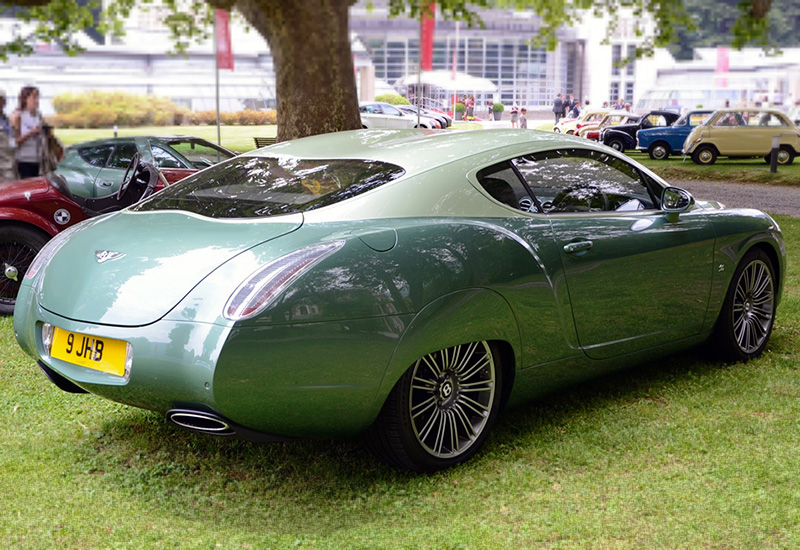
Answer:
636 110 714 160
553 109 610 135
15 129 784 472
684 108 800 165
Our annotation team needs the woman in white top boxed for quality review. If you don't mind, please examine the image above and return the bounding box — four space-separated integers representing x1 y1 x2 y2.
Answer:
11 86 42 179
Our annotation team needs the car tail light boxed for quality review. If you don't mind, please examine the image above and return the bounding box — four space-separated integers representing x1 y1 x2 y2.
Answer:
224 240 345 321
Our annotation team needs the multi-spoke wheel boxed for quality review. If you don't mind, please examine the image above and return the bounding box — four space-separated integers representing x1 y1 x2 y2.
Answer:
713 249 776 362
0 226 50 315
365 341 503 472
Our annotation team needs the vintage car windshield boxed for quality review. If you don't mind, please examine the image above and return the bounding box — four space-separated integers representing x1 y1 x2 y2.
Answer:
132 156 405 218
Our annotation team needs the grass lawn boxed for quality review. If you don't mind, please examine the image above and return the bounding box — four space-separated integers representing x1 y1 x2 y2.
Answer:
2 206 800 548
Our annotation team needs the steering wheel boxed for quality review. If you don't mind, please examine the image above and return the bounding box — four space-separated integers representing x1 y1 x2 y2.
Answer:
551 184 609 212
118 152 142 200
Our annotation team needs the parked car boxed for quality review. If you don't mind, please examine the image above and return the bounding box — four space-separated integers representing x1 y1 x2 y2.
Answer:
599 110 681 152
554 109 610 135
684 108 800 165
53 135 235 198
0 136 234 315
636 110 714 160
14 129 784 473
359 102 423 129
398 105 451 128
578 112 639 140
396 105 441 128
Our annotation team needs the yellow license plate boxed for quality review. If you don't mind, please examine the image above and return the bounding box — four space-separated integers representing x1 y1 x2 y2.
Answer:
51 328 129 377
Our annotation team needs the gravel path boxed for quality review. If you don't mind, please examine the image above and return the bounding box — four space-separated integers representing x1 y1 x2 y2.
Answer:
675 180 800 218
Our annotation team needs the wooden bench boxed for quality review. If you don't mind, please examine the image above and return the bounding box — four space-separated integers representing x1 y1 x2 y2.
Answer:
253 136 277 148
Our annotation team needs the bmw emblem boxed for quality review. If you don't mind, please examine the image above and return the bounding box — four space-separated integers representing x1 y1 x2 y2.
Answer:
54 209 71 225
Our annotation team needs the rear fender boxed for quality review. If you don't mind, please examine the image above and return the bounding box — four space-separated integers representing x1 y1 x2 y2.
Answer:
372 288 520 414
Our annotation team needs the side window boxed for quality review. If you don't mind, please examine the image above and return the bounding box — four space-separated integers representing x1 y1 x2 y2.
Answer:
382 105 402 116
107 142 139 169
78 144 114 167
476 162 535 212
513 149 657 213
150 145 186 169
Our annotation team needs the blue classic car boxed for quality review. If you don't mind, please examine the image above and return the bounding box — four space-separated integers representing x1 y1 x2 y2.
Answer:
636 110 714 160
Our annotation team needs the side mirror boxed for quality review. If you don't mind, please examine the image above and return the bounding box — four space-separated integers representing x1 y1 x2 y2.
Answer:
661 187 695 222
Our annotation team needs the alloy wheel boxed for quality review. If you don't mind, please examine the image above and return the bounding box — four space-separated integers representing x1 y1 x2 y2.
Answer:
408 341 496 458
732 259 774 354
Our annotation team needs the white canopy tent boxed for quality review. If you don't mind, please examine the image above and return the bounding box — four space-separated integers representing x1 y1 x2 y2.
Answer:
394 70 498 93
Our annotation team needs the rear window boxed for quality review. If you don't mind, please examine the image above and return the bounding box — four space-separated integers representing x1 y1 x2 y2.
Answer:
132 156 405 218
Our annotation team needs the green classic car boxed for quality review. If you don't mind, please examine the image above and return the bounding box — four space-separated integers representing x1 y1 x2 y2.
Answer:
14 129 785 472
684 108 800 165
55 135 235 197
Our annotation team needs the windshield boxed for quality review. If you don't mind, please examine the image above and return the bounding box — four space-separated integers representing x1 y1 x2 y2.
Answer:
132 156 405 218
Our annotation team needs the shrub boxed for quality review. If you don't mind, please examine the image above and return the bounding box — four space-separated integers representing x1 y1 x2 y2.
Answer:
454 102 466 113
492 103 505 112
375 94 410 105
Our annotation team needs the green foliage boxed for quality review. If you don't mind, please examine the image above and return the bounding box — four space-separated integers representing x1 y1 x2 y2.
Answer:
375 94 411 105
454 102 466 113
51 90 184 128
492 102 505 112
1 1 779 63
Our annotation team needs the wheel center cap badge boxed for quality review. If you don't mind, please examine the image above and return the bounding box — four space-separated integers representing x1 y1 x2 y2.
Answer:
440 381 453 398
95 250 125 263
4 263 18 282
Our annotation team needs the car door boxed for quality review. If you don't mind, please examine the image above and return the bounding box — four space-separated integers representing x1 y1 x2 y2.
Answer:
379 104 413 128
92 141 140 197
512 148 716 360
54 143 113 198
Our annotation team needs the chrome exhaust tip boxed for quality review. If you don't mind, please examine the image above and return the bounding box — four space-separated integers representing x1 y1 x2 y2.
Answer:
166 409 236 436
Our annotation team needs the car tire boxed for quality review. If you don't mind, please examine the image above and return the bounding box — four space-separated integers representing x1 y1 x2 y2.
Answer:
648 142 671 160
711 248 777 362
566 130 574 135
776 146 795 166
692 145 717 165
607 138 625 152
0 225 51 315
553 128 562 133
364 341 503 472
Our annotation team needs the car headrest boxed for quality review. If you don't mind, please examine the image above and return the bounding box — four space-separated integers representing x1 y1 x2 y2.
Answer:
481 177 520 210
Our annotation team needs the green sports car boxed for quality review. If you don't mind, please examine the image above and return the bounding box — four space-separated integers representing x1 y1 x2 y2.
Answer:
14 129 785 472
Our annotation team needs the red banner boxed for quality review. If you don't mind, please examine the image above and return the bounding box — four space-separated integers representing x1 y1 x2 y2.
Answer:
420 3 435 71
216 9 234 71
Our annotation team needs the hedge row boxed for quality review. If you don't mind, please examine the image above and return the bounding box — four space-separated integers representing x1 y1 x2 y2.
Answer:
50 90 277 128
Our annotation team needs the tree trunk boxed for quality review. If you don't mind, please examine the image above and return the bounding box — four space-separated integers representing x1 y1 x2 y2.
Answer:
235 0 361 142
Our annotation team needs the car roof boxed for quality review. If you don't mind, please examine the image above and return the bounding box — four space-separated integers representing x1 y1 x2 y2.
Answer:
245 129 603 178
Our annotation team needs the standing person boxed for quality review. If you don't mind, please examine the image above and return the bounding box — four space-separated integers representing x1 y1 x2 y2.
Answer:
553 93 563 124
0 89 17 182
466 94 475 120
566 94 576 117
519 107 528 129
510 103 520 128
11 85 43 179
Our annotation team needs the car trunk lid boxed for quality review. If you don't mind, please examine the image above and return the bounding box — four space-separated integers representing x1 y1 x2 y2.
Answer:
38 210 303 326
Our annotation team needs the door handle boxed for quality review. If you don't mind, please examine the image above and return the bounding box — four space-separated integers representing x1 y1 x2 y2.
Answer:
563 240 593 254
99 180 113 187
